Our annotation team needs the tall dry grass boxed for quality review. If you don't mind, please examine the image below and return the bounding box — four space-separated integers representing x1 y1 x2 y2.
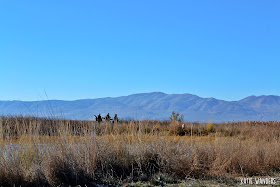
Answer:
0 116 280 186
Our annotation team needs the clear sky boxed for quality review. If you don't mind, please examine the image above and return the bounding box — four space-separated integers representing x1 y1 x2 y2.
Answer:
1 0 280 101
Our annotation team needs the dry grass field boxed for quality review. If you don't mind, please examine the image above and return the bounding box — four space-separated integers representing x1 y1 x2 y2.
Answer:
0 116 280 186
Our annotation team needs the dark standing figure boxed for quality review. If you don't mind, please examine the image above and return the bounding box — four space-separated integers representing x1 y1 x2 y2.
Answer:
94 113 103 123
113 114 119 123
104 113 112 122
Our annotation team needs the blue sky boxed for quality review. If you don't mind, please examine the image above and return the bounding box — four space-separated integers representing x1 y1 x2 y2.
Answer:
1 0 280 101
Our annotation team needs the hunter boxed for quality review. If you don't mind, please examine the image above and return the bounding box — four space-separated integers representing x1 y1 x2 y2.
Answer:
113 114 119 123
104 113 112 122
94 113 103 123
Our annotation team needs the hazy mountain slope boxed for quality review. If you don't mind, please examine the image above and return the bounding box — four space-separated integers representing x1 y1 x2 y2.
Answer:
1 92 280 122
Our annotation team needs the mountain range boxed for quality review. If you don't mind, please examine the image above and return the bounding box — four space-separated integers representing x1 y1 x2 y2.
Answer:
1 92 280 122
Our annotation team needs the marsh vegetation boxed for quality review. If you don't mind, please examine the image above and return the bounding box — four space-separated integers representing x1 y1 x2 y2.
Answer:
0 116 280 186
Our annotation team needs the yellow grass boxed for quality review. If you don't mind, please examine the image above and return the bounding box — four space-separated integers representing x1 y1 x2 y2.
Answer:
0 116 280 186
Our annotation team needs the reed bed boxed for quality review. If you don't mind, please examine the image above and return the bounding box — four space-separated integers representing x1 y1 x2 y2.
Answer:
0 116 280 186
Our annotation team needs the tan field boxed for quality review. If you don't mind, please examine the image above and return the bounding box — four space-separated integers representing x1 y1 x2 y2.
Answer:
0 117 280 186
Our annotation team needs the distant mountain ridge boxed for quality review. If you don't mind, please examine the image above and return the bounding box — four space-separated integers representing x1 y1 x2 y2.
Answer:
1 92 280 122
